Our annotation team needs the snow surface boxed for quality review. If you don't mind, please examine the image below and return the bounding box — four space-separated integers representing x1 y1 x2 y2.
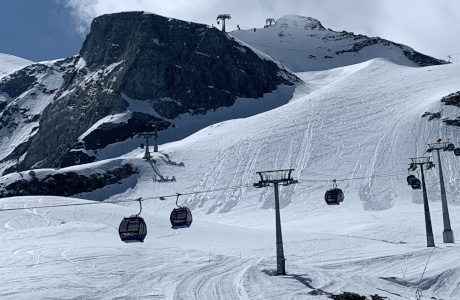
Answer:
2 59 460 299
230 15 427 72
0 53 32 78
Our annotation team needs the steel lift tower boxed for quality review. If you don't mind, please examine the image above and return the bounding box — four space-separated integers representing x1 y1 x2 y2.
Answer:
254 169 298 275
427 140 455 243
216 14 231 32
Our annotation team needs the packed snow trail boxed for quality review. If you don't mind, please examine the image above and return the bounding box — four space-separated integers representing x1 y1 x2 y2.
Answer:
2 60 460 299
2 196 460 299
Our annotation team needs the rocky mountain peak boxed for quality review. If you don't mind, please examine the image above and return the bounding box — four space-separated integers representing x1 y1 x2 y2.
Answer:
275 15 326 31
0 11 299 174
80 11 184 69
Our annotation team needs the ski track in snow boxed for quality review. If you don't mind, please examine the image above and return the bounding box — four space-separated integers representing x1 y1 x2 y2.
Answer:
2 60 460 299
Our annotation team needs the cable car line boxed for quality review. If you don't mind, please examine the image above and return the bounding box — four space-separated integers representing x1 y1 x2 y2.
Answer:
0 201 105 212
0 170 412 213
0 183 254 213
298 171 408 183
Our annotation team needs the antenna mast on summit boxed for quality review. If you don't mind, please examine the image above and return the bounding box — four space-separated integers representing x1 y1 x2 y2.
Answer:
216 14 231 32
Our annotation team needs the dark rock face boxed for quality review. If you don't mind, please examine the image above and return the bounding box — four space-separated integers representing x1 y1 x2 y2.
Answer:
1 11 297 174
0 61 67 133
421 111 441 121
438 91 460 127
402 50 446 67
82 112 168 151
0 59 72 175
441 91 460 107
328 292 387 300
79 11 297 110
0 164 138 198
0 69 36 99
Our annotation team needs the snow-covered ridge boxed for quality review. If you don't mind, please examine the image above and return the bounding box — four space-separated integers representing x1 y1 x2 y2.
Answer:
276 14 326 31
1 55 460 300
0 53 32 79
230 15 446 72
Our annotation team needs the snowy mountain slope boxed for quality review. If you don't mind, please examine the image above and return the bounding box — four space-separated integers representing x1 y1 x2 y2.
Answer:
92 59 460 220
230 15 446 72
2 59 460 299
1 187 459 299
0 57 74 174
0 53 32 78
0 12 299 175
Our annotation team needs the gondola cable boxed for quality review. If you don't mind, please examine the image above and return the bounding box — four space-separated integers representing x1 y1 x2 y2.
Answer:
0 170 416 213
415 247 436 300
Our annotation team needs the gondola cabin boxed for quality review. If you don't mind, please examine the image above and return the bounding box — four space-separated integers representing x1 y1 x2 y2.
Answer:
454 148 460 156
324 188 344 205
118 216 147 243
170 207 193 229
411 178 421 190
446 143 455 151
407 174 416 185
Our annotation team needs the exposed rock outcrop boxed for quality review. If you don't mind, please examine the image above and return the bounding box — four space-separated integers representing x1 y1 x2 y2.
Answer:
0 164 138 198
0 11 298 174
441 91 460 107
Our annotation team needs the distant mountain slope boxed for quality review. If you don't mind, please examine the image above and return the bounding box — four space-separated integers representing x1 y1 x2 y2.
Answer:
230 15 447 72
0 58 71 173
0 12 298 175
1 60 460 300
67 59 458 217
0 53 32 78
4 59 459 213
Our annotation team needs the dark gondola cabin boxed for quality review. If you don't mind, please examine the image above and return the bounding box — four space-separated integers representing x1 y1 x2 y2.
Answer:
411 178 421 190
454 148 460 156
324 188 344 205
119 216 147 243
407 174 416 185
170 207 193 229
446 143 455 151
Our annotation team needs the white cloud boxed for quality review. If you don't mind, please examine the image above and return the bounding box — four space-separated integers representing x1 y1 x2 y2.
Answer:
61 0 460 60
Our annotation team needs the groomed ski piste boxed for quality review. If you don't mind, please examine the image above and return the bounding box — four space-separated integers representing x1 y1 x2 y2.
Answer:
2 58 460 299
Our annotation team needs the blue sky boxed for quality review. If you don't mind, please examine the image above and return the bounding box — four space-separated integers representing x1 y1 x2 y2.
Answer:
0 0 83 61
1 0 460 62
